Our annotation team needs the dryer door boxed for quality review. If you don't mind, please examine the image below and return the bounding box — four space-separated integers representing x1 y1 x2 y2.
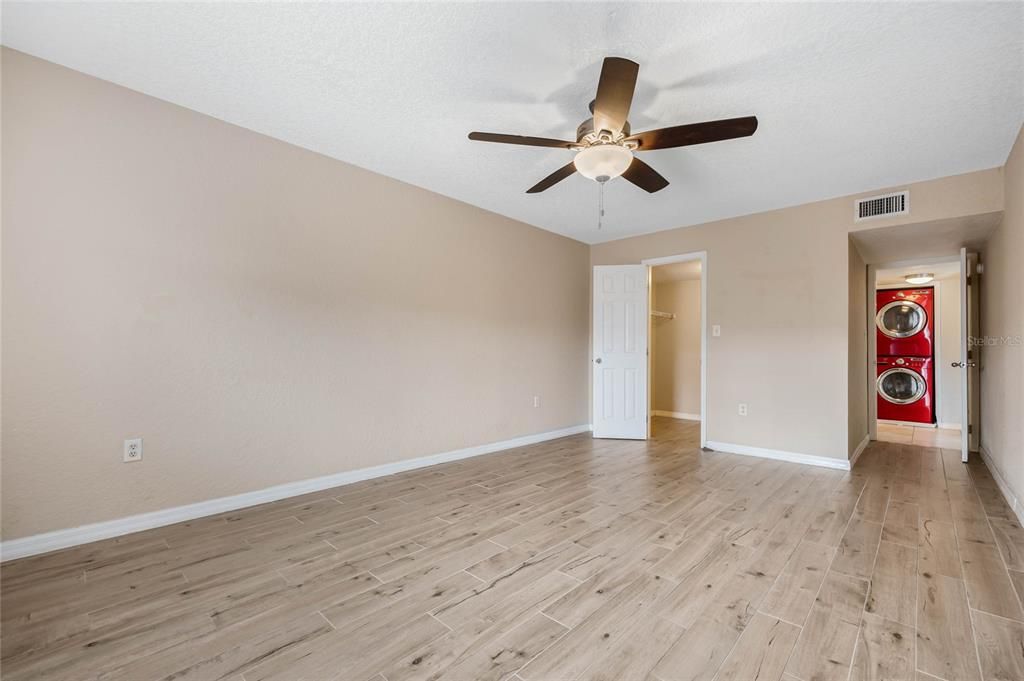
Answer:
876 300 927 339
877 367 927 404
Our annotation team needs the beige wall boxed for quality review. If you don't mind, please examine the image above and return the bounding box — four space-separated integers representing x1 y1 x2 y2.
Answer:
848 242 868 455
0 50 590 539
980 124 1024 506
652 280 701 417
2 47 1014 541
935 275 963 428
592 168 1003 462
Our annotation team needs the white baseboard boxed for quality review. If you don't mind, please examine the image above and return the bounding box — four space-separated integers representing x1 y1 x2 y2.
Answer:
653 410 701 421
979 444 1024 527
705 440 851 471
0 423 593 562
878 419 938 429
850 434 871 468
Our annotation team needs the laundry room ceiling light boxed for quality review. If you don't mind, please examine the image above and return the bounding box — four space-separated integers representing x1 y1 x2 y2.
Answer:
904 273 934 284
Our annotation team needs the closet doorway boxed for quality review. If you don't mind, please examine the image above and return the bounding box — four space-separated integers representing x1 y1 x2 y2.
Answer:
644 253 707 447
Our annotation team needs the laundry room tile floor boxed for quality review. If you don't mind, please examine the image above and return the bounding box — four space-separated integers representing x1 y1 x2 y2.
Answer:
877 422 962 449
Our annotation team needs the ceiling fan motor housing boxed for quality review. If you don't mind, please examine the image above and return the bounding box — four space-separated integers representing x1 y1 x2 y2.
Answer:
576 117 631 147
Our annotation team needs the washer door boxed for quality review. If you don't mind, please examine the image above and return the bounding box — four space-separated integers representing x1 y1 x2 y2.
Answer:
876 300 927 338
877 368 927 404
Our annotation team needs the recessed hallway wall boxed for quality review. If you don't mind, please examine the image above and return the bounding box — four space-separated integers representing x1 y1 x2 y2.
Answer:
652 278 701 418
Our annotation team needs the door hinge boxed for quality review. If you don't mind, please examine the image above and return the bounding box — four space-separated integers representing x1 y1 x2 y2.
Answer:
966 275 972 285
968 424 974 434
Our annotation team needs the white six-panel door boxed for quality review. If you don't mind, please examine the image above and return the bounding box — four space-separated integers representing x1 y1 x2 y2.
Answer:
592 265 649 439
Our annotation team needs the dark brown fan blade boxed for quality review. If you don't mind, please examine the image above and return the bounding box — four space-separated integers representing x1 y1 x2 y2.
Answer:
621 157 669 193
626 116 758 151
468 132 575 149
526 163 577 193
592 57 639 136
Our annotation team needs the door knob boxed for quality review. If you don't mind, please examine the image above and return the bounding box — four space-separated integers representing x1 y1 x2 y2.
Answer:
594 358 602 364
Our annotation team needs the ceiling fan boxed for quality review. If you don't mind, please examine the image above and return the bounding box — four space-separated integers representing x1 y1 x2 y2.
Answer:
468 57 758 194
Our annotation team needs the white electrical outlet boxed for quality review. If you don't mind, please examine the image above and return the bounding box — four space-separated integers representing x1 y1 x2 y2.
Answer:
533 396 540 408
738 403 748 417
124 438 143 462
712 325 721 337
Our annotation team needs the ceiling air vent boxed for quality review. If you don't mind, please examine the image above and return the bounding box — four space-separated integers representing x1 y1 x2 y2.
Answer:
855 190 909 222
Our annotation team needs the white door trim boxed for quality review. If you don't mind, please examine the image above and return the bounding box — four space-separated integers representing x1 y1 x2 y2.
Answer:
867 263 878 441
934 279 943 432
959 248 982 462
642 251 708 449
961 247 969 462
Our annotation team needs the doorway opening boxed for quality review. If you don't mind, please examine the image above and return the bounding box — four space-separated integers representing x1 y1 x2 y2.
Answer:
872 258 962 450
648 259 704 444
644 253 707 448
589 251 707 448
850 212 996 463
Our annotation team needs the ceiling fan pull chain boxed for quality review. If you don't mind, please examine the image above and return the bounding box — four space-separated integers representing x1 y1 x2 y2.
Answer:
598 181 605 230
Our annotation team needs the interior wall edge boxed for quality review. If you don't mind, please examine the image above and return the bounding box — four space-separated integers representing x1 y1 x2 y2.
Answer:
980 443 1024 528
847 239 869 457
0 423 592 561
850 433 870 467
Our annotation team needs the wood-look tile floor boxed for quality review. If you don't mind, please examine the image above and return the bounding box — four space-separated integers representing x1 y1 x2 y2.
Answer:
4 416 1024 681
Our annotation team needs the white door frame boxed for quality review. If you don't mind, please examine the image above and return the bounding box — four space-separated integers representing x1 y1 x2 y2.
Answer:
867 263 878 441
866 254 961 441
642 251 708 449
960 248 981 462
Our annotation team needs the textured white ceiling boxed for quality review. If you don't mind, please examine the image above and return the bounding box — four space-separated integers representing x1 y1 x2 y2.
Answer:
877 261 960 286
3 3 1022 244
851 212 1002 264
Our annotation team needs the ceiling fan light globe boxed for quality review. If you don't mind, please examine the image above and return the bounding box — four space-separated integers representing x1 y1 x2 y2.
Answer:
574 144 632 182
904 273 935 285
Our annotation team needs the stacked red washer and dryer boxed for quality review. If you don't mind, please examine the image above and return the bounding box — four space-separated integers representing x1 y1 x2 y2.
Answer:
876 288 935 424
